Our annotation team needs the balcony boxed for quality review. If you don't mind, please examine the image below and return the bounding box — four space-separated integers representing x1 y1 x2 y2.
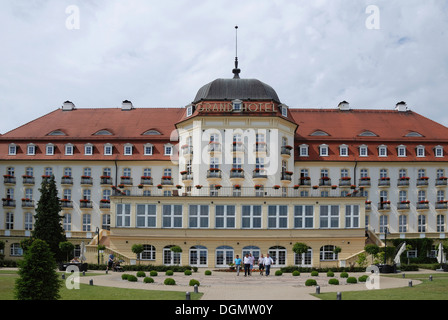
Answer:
100 176 113 185
61 176 74 185
181 145 193 158
416 201 429 210
2 199 16 208
181 172 193 183
435 201 448 210
253 168 268 180
3 175 16 185
254 142 267 154
280 146 292 158
80 176 93 186
397 177 410 187
60 199 73 209
208 142 222 154
378 178 390 187
436 177 448 187
22 175 35 185
207 169 222 180
280 171 293 183
79 200 93 209
339 177 352 187
21 199 35 208
232 142 244 153
140 176 153 186
161 177 174 186
120 176 132 186
229 168 245 180
365 201 372 211
359 178 371 187
298 177 311 187
378 201 391 211
417 177 429 187
319 177 331 187
99 200 111 209
397 201 410 210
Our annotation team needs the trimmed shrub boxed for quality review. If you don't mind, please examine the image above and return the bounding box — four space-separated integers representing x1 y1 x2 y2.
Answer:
136 271 146 278
164 278 176 285
358 275 369 282
275 270 283 276
149 270 158 277
165 270 174 276
292 271 300 276
328 278 339 285
121 274 130 280
184 270 192 276
326 271 334 277
347 277 357 284
204 270 212 276
127 275 138 282
305 279 317 286
311 271 319 277
340 272 349 278
189 279 200 287
143 277 154 283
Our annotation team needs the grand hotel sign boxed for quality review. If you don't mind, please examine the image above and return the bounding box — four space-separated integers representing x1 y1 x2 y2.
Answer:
195 100 280 113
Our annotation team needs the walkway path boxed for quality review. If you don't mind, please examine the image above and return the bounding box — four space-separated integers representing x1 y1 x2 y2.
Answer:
76 269 429 300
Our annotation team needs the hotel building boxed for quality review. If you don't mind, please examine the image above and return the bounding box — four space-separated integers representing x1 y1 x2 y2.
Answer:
1 66 447 268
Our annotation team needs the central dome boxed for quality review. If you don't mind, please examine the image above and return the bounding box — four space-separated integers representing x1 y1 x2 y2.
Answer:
193 78 281 104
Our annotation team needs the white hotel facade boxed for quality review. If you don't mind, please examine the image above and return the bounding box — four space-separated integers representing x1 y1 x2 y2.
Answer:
1 68 447 268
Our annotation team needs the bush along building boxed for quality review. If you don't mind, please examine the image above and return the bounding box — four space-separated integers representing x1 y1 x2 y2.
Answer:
1 65 447 268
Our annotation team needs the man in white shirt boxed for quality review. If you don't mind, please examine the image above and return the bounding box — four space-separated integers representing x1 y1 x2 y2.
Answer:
258 254 265 275
243 254 251 277
263 254 274 276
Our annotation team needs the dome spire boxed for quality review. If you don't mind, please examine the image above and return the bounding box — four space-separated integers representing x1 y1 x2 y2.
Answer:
232 25 241 79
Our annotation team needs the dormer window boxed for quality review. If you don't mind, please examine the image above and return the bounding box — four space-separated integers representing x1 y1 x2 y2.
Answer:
8 144 17 155
416 145 425 157
319 144 329 157
94 129 113 136
378 145 388 157
232 99 242 112
435 146 444 158
65 144 74 156
186 105 193 117
311 130 330 136
124 144 133 156
280 104 288 117
359 130 378 137
142 130 162 136
27 144 36 156
359 145 368 157
46 144 54 156
104 144 113 156
397 145 407 157
144 143 153 156
164 144 173 156
84 144 93 156
299 144 309 157
339 145 349 157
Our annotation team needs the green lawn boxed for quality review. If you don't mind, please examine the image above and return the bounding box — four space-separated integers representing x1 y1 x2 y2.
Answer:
313 273 448 300
0 271 203 300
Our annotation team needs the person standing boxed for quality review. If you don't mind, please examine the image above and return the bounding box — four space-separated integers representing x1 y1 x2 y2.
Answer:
234 255 242 276
249 253 254 275
258 254 265 275
264 254 274 276
243 254 251 277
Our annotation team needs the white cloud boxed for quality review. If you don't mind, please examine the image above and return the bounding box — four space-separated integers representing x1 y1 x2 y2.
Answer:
0 0 447 133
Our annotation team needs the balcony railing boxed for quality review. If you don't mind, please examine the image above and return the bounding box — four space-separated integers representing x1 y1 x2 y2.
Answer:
281 172 293 182
61 176 73 185
3 176 16 184
80 176 93 185
280 146 292 156
140 177 153 185
417 178 429 187
436 178 448 186
339 178 352 187
319 177 331 186
378 178 390 187
416 201 430 210
181 145 193 156
60 199 73 208
232 143 244 153
207 169 222 179
181 173 193 181
397 178 410 187
22 176 35 185
2 199 16 207
80 200 93 209
435 202 448 210
208 142 222 153
378 202 391 210
230 169 245 179
111 186 365 198
161 177 174 185
21 199 35 208
101 176 113 185
120 177 132 185
299 178 311 186
397 201 410 210
253 169 268 179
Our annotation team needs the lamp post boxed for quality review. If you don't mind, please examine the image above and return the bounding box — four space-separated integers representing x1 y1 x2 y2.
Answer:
384 227 389 265
96 227 100 265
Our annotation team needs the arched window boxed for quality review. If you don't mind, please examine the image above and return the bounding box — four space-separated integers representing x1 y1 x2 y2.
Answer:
268 246 286 266
216 246 234 267
141 245 156 261
163 245 181 265
320 245 338 261
189 246 208 267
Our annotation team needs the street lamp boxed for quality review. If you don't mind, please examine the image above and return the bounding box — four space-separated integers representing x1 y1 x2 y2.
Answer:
96 227 100 265
383 226 390 265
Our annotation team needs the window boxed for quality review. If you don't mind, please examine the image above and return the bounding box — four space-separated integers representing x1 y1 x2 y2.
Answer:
232 99 242 112
232 157 242 169
82 214 91 232
320 169 329 178
124 144 133 156
84 144 93 155
397 145 407 157
438 190 445 202
299 144 309 157
320 245 338 261
379 169 388 179
339 145 348 157
46 144 54 155
5 212 14 230
378 145 387 157
104 144 113 155
65 144 74 155
345 205 359 228
141 245 156 261
83 167 92 177
418 190 426 202
123 168 131 177
215 205 235 228
294 205 314 229
242 205 262 229
144 144 153 156
359 145 368 157
437 215 445 232
136 204 157 228
164 245 181 265
340 169 349 178
186 105 193 117
437 169 445 179
164 144 173 156
162 205 182 228
379 215 388 233
44 167 53 177
189 205 209 228
116 204 131 227
435 146 444 157
63 189 72 201
416 145 425 157
8 144 17 155
418 169 426 179
27 144 35 155
281 105 288 117
163 168 172 177
63 213 72 231
398 169 407 179
319 144 329 157
268 205 288 229
418 215 426 233
319 205 339 228
399 190 407 202
399 215 407 233
24 212 33 231
360 169 368 178
10 243 23 257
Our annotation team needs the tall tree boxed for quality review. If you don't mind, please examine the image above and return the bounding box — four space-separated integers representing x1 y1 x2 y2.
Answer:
32 175 66 262
15 239 61 300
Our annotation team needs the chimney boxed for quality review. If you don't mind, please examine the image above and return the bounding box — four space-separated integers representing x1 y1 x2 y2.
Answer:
122 100 134 111
338 101 350 111
62 101 75 111
395 101 408 112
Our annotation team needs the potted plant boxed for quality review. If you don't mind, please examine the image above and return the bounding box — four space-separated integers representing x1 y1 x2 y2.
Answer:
273 185 280 189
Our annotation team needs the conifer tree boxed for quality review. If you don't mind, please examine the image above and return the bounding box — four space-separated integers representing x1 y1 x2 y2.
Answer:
32 175 67 262
15 239 61 300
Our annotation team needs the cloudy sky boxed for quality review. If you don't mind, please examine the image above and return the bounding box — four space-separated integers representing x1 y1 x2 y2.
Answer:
1 0 447 134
